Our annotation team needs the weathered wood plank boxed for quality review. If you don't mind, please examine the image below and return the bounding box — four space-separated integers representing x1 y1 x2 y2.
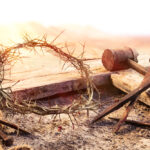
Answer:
111 54 150 106
3 53 150 102
2 55 110 101
3 65 112 101
111 69 150 106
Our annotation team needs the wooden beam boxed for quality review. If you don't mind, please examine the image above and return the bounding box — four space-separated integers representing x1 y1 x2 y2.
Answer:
111 69 150 106
2 54 150 102
3 66 112 101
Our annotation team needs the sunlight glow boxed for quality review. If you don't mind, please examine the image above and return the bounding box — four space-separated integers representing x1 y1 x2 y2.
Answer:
0 0 150 35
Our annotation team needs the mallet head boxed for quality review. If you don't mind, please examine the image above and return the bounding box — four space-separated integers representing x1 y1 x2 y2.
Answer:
102 48 139 71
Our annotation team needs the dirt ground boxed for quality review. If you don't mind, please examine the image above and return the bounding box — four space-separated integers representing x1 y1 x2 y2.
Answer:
1 87 149 150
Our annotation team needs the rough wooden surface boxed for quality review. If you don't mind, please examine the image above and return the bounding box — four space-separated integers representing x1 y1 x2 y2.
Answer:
111 54 150 106
3 56 112 100
111 68 150 106
2 53 150 102
11 68 112 101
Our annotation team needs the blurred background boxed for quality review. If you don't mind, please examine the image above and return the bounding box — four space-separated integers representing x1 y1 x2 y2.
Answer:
1 0 150 77
0 0 150 53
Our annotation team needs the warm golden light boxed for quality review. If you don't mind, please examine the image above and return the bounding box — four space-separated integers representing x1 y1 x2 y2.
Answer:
0 0 150 35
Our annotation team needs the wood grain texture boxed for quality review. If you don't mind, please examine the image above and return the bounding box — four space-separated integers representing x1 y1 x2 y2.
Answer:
111 54 150 106
111 69 150 106
2 54 150 102
3 64 112 101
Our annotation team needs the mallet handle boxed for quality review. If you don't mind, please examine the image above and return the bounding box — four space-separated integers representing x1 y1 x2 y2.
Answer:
128 59 147 75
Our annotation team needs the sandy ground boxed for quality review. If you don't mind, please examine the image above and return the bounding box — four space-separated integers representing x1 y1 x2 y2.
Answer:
0 87 149 150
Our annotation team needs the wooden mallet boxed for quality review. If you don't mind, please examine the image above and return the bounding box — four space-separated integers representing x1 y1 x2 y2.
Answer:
102 48 147 75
